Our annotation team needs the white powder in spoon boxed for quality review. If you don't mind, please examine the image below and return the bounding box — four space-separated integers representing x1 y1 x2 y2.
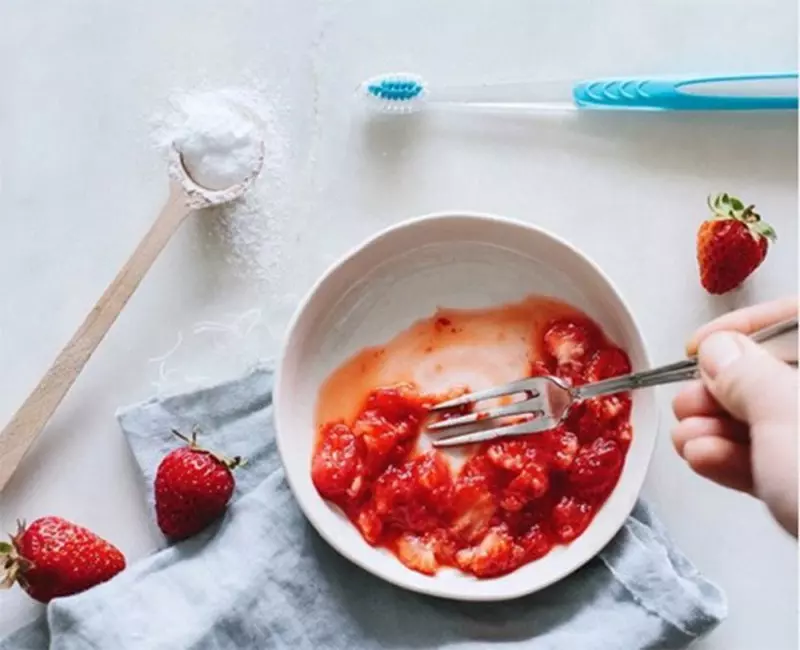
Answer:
167 91 263 190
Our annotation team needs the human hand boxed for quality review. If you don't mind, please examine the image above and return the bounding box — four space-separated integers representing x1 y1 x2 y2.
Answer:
671 297 798 536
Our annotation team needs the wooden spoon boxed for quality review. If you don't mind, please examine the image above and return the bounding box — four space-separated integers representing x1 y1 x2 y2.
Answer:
0 146 264 492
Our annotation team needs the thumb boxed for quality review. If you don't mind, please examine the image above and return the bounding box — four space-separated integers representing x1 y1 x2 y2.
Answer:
698 331 797 427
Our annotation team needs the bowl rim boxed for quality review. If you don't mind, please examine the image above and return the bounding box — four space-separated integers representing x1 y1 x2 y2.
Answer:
275 210 656 601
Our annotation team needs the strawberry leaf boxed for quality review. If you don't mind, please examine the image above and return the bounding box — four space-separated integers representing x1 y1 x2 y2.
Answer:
708 193 730 219
753 221 778 242
0 542 11 555
729 197 744 210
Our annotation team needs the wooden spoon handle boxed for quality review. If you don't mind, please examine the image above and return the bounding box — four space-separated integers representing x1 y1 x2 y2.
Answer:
0 185 191 492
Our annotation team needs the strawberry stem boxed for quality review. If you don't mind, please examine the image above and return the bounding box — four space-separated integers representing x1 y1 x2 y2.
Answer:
171 428 195 447
742 205 760 223
170 428 245 470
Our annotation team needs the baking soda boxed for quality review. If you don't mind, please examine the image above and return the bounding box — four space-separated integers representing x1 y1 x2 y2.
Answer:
169 92 262 191
152 86 289 283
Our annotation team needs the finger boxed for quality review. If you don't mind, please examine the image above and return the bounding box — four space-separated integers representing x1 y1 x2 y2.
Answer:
699 332 798 426
682 436 753 493
686 296 798 355
672 381 724 420
671 415 749 456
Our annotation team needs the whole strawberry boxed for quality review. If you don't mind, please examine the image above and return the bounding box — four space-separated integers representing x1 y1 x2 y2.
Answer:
0 517 125 603
155 429 243 540
697 193 776 294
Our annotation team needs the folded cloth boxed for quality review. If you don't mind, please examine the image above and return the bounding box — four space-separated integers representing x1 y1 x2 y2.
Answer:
1 366 726 650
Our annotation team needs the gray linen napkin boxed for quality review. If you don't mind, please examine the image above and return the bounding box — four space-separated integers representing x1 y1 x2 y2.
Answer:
1 365 726 650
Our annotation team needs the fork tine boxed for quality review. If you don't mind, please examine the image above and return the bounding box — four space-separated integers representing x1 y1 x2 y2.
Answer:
427 399 541 431
429 377 540 411
431 415 560 448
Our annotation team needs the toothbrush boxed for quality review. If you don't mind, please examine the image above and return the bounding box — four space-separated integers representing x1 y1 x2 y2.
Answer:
359 72 798 114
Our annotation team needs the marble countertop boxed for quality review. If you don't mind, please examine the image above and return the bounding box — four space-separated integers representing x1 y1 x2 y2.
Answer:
0 0 797 646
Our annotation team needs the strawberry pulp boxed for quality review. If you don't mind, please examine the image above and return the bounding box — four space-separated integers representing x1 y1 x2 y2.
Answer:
311 297 633 578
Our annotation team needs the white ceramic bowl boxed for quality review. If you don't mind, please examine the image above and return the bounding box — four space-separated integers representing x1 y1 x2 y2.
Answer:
275 213 656 601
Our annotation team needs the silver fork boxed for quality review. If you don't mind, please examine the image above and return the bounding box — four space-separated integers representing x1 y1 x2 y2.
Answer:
428 317 798 448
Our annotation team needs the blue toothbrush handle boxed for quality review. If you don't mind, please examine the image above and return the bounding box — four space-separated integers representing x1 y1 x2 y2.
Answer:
572 73 798 110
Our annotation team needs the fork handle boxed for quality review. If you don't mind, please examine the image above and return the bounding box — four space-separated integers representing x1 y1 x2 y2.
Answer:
574 317 798 400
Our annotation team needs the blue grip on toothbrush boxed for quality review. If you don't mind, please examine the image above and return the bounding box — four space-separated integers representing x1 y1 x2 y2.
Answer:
572 73 798 110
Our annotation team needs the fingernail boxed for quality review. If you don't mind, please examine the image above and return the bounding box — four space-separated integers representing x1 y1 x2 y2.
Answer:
698 332 743 379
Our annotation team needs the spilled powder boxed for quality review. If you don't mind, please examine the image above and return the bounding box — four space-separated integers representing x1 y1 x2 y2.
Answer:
152 86 290 284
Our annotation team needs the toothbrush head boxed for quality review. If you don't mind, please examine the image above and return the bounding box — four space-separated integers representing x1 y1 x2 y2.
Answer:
359 73 428 114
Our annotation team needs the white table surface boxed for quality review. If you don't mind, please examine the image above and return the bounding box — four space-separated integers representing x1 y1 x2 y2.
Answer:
0 0 797 646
